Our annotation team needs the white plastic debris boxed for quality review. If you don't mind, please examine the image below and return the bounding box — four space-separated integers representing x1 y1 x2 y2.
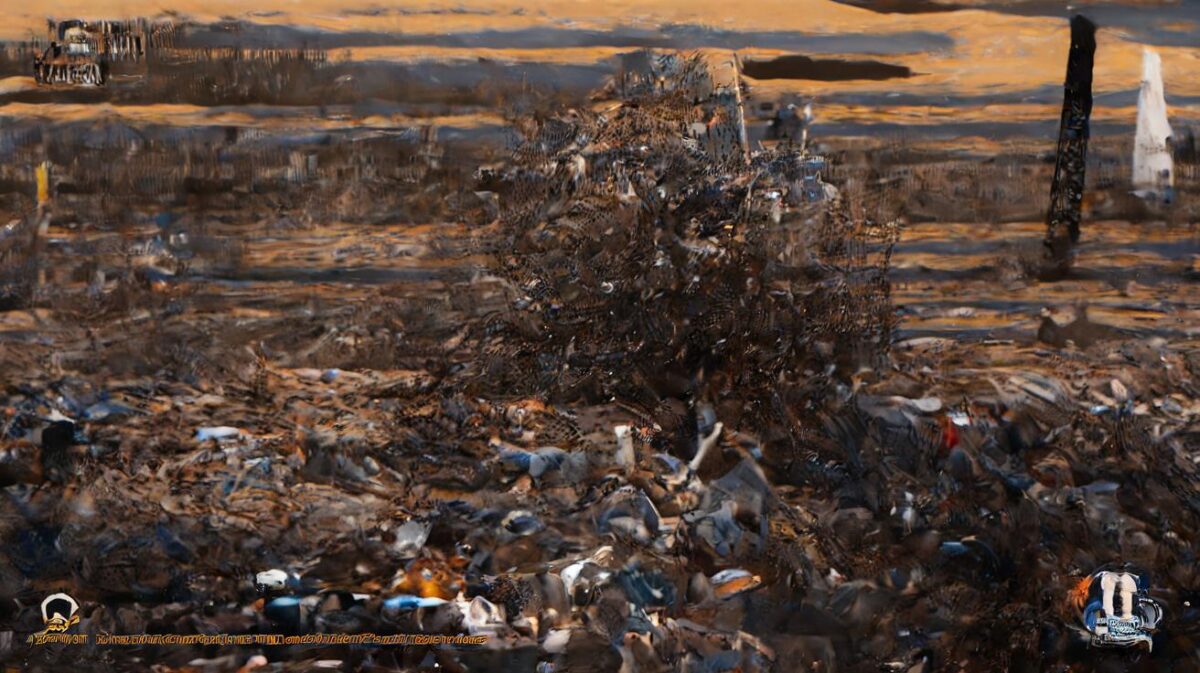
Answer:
542 628 571 654
460 596 506 636
255 569 290 592
688 422 723 472
614 425 635 468
709 568 762 598
561 547 613 600
239 655 269 672
710 566 748 583
393 520 431 559
948 411 972 427
1111 378 1131 404
890 491 918 533
45 409 76 424
910 397 943 413
195 426 243 442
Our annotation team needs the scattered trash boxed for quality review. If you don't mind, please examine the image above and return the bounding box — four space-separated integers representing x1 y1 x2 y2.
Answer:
616 566 677 610
709 569 762 599
502 510 544 537
393 520 432 559
1 35 1197 673
254 569 298 594
195 426 244 442
460 596 507 636
382 594 449 618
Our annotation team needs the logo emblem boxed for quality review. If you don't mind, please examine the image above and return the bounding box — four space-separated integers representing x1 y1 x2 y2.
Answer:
40 593 80 634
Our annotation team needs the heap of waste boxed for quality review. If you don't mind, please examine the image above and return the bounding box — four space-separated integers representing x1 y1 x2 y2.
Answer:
1 50 1198 673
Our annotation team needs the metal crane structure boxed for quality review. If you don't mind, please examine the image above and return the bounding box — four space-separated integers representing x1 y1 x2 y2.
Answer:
1042 15 1097 278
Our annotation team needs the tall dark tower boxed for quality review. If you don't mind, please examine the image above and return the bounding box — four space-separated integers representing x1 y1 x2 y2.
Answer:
1043 15 1097 278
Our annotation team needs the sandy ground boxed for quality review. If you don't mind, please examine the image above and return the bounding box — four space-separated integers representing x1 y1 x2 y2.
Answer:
0 0 1198 100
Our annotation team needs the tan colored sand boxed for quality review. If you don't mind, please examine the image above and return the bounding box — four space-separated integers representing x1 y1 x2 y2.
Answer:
0 1 1197 114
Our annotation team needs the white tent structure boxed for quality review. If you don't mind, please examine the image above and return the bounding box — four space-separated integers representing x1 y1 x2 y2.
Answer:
1132 48 1173 199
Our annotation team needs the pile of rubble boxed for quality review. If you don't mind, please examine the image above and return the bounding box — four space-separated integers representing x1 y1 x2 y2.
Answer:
477 51 895 421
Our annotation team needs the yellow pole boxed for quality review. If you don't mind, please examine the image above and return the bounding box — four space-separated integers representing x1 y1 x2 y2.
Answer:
33 161 51 292
35 161 50 208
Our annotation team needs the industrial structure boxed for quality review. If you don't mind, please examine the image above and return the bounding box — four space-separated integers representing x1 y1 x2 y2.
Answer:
1042 15 1097 277
33 19 172 86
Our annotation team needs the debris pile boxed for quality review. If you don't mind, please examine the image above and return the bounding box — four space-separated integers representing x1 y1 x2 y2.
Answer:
480 51 896 423
0 49 1199 673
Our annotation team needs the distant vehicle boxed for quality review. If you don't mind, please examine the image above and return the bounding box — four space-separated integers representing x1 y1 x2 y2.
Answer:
33 19 149 86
